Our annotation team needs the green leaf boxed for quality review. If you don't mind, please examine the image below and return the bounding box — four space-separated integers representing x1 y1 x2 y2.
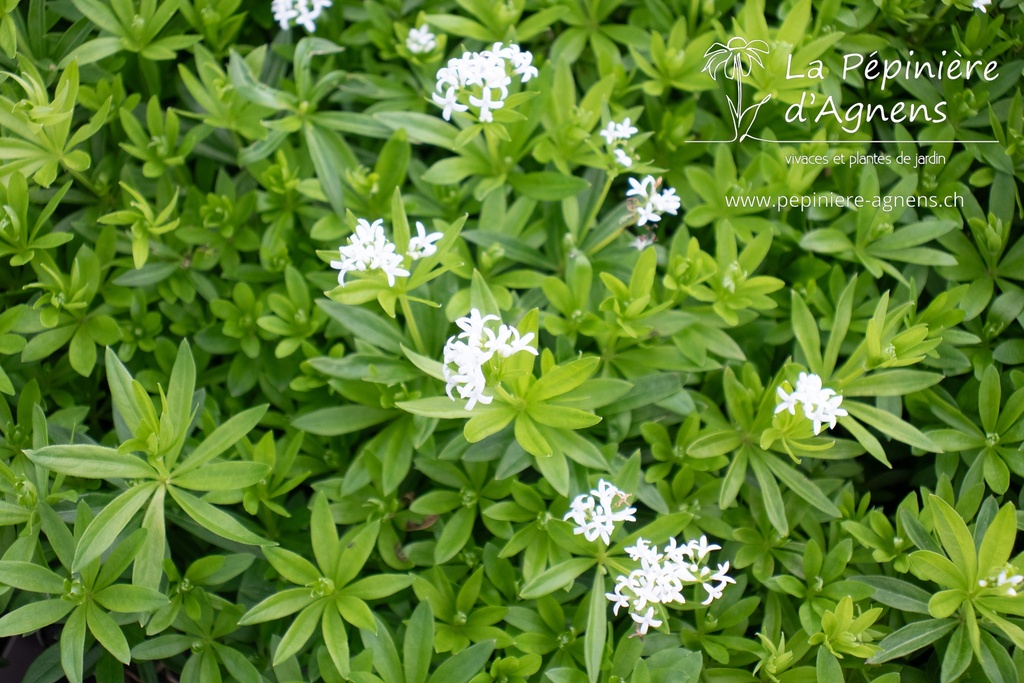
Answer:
172 462 272 491
169 487 271 546
396 397 471 419
585 572 606 683
520 558 596 599
508 172 590 201
322 607 351 679
844 401 942 453
851 575 931 614
86 602 130 664
0 598 74 637
73 483 158 571
174 405 267 475
791 291 822 375
92 585 169 613
25 445 155 480
166 340 196 446
342 574 415 600
404 601 434 683
426 640 495 683
816 648 843 683
941 625 973 683
528 357 600 403
274 599 326 665
978 503 1016 577
435 506 476 565
929 495 977 583
61 606 87 683
867 619 956 664
750 452 788 536
374 112 458 150
263 547 321 586
763 453 842 517
105 347 142 434
239 587 316 625
0 561 65 594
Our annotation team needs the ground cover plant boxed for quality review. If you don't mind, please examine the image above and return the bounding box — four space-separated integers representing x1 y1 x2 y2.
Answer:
0 0 1022 681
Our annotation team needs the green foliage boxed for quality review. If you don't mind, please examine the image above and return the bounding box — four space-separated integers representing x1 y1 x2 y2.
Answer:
0 0 1022 681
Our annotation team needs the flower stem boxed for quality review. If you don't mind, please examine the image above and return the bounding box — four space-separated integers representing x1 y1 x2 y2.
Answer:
399 295 427 354
578 173 614 247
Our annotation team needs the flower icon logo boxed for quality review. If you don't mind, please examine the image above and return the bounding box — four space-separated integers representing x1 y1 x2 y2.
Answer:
700 37 773 142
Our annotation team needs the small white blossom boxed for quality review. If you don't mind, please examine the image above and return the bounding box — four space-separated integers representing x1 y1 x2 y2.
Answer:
626 175 655 198
614 117 639 139
563 480 636 546
443 309 538 411
629 234 655 250
432 86 468 121
330 217 426 288
600 121 619 145
636 204 660 226
631 607 663 635
609 534 733 636
272 0 332 31
408 221 443 260
775 372 848 435
432 44 534 123
406 24 436 54
468 87 505 122
614 148 633 168
972 0 990 11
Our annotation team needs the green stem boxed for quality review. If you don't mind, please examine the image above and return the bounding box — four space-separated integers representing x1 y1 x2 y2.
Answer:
67 169 101 197
399 295 427 355
578 173 614 246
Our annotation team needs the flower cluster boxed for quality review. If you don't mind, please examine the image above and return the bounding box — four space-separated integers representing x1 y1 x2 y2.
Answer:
406 24 437 54
432 44 538 122
443 309 538 410
271 0 332 31
775 372 848 435
599 117 639 168
562 479 637 545
606 536 736 635
979 567 1024 596
329 219 442 287
625 175 681 227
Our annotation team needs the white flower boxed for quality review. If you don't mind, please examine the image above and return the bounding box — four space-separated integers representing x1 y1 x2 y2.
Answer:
563 480 636 546
468 87 505 122
608 533 733 635
806 395 849 435
626 175 656 199
606 587 630 616
432 44 534 123
972 0 990 11
629 234 654 250
406 24 437 54
775 372 847 435
688 535 722 561
272 0 332 31
329 217 413 287
631 607 663 635
614 118 639 139
600 121 619 145
636 203 660 226
614 148 633 168
432 86 468 121
650 188 680 215
443 309 537 411
408 221 443 260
